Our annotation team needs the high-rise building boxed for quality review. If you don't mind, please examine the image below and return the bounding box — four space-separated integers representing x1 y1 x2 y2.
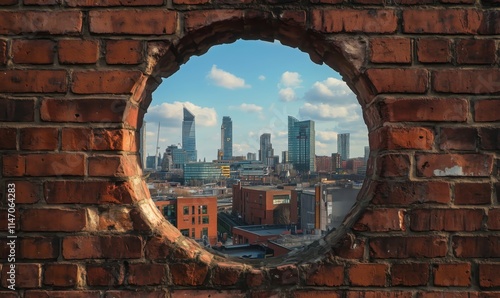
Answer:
337 133 350 161
332 153 342 172
182 107 197 162
259 133 274 165
282 151 288 164
139 121 146 168
221 116 233 160
247 152 256 161
288 116 315 173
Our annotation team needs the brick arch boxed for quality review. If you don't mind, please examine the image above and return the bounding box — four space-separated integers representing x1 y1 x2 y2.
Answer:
1 1 499 297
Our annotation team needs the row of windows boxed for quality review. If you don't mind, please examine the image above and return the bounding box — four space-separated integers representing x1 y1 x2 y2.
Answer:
184 216 210 224
180 227 208 239
182 205 208 215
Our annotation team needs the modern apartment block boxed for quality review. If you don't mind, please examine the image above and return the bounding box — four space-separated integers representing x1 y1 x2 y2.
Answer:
337 133 350 161
182 107 197 162
288 116 315 173
221 116 233 160
259 133 274 165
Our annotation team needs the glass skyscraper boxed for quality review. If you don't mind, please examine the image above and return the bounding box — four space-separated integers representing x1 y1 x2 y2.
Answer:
259 133 274 165
221 116 233 160
337 133 350 161
182 107 197 162
288 116 315 173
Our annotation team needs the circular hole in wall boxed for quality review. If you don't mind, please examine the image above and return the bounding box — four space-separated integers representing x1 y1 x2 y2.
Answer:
140 40 369 262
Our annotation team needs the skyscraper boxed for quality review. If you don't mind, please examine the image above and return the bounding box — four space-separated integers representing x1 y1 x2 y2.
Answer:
288 116 315 173
182 107 197 162
337 133 350 161
139 121 146 168
259 133 274 165
221 116 233 160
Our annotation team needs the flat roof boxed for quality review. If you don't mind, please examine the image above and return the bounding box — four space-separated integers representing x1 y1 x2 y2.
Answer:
234 225 292 236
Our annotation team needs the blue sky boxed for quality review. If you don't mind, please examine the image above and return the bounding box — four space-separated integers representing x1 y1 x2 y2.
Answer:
144 40 368 162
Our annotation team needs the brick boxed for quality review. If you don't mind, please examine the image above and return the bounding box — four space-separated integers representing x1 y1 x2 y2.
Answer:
370 236 448 258
403 9 482 34
20 237 59 259
417 293 493 298
44 181 135 204
44 263 79 287
25 153 85 176
417 38 451 63
475 99 500 122
373 181 451 205
24 0 59 4
488 208 500 230
304 264 343 286
175 0 210 4
433 69 500 94
67 0 163 6
376 153 410 177
104 291 169 298
12 40 55 64
455 183 491 205
184 10 243 31
0 70 67 93
270 265 299 286
479 263 500 287
312 9 397 33
20 127 58 151
369 38 411 64
441 0 474 3
213 262 244 286
25 291 100 298
0 11 82 34
128 263 166 285
61 128 92 151
353 208 405 232
1 263 41 288
89 10 177 35
439 127 477 150
456 39 496 64
106 40 143 64
88 155 139 177
86 264 124 286
479 128 500 150
0 98 35 122
416 153 493 177
381 98 468 122
433 263 471 286
170 263 208 286
92 129 136 151
452 236 500 257
21 208 86 232
0 39 7 64
58 39 98 64
391 263 429 286
295 291 342 298
41 98 127 123
410 209 484 232
62 235 143 259
347 292 412 298
394 0 432 4
71 71 142 94
479 11 500 34
370 127 434 150
348 264 387 286
367 69 428 93
2 155 25 176
8 180 41 204
0 0 17 5
0 128 16 150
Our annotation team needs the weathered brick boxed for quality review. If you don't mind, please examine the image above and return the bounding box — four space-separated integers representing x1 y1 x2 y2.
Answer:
370 127 434 150
479 128 500 150
1 263 41 288
410 209 484 231
452 236 500 257
20 237 59 259
353 208 405 232
25 153 85 176
106 40 143 64
370 236 448 258
416 153 493 177
44 263 79 287
347 292 412 298
439 127 477 150
0 70 67 93
367 69 428 93
67 0 163 6
89 10 177 35
312 9 397 33
381 98 468 122
2 155 25 176
21 208 86 232
417 292 494 298
417 38 452 63
0 98 35 122
373 181 451 205
0 0 17 6
0 128 16 150
8 180 40 204
61 128 92 151
391 263 429 286
479 263 500 287
213 262 244 286
376 154 410 177
170 263 208 286
433 69 500 94
184 10 243 31
88 155 139 177
24 0 59 5
348 264 387 286
62 235 143 259
20 127 59 151
58 39 98 64
44 181 135 204
92 129 136 151
403 9 482 34
0 11 82 34
127 263 166 285
488 208 500 230
479 10 500 34
304 264 343 286
0 39 6 64
270 265 299 286
86 264 124 286
24 291 100 298
433 263 471 287
12 40 55 64
475 99 500 122
370 38 411 64
456 39 497 64
455 183 491 205
41 98 127 123
72 71 142 94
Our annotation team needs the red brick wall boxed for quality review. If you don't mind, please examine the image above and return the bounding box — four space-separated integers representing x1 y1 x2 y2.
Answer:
0 0 499 296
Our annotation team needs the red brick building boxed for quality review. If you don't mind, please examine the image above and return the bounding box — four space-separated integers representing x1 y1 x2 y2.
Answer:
315 155 332 173
155 196 217 245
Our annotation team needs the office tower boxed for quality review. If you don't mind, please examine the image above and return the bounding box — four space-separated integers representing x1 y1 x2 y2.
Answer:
337 133 350 161
221 116 233 160
288 116 315 173
259 133 274 165
247 152 256 161
331 153 342 172
282 151 289 164
139 121 146 168
182 107 197 162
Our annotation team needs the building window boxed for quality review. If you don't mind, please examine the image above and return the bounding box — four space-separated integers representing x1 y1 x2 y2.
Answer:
201 227 208 238
273 194 290 205
192 206 195 214
183 206 189 215
200 205 208 214
163 205 176 226
180 229 189 237
191 228 195 238
202 216 209 224
192 217 195 225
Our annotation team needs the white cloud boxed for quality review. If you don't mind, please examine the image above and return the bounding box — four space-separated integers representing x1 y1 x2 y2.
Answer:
207 65 250 89
316 131 338 142
229 103 263 113
304 77 355 104
258 75 266 81
299 103 360 122
279 88 297 102
145 101 217 127
279 71 302 88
